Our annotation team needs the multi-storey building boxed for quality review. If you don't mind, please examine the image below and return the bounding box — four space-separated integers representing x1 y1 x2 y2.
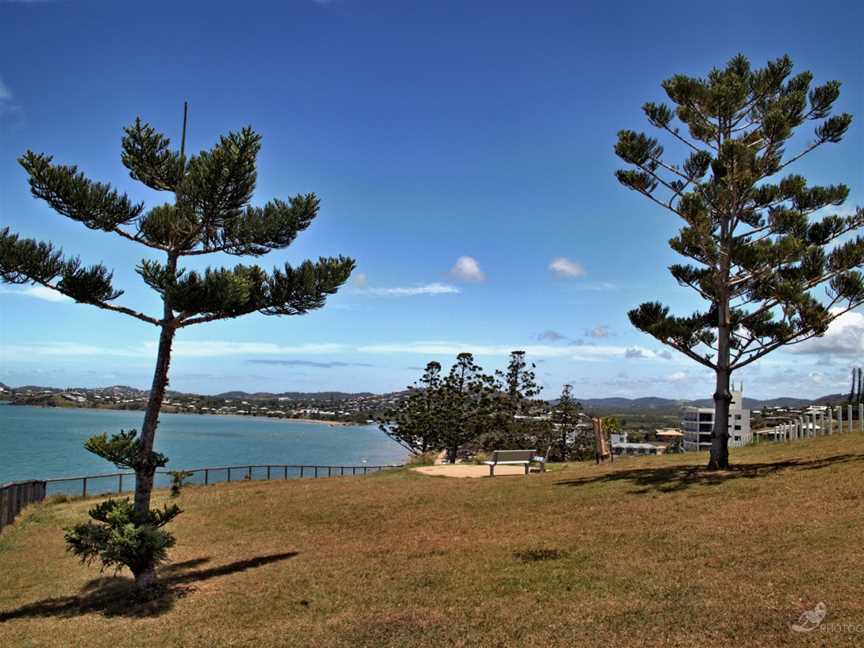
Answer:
681 384 751 451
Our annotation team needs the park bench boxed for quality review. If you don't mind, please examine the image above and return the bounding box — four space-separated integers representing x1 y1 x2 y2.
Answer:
483 449 537 476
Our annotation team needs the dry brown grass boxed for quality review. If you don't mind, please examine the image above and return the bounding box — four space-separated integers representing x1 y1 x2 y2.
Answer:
2 434 864 647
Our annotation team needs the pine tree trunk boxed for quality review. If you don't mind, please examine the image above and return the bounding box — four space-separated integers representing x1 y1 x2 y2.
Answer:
447 445 458 464
134 566 157 589
133 322 176 516
131 255 178 587
709 365 731 470
710 212 732 471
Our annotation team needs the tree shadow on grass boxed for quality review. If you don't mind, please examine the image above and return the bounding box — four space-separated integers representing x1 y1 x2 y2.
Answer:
0 552 298 622
555 453 864 495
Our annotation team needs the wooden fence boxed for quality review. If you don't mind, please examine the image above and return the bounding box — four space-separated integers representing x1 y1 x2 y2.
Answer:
0 463 400 535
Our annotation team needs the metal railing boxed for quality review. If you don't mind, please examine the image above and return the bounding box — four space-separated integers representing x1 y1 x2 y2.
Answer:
0 480 47 535
0 462 401 534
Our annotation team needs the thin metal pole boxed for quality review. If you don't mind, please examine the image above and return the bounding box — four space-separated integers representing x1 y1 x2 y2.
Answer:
205 469 209 485
82 477 87 498
180 101 188 159
118 474 123 493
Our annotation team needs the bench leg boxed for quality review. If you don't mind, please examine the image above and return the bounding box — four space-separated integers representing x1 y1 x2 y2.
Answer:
524 464 529 475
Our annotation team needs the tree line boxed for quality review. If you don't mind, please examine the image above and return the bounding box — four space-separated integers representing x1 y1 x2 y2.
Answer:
377 351 598 463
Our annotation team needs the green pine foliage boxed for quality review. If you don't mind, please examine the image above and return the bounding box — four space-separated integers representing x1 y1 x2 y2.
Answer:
64 498 181 579
378 352 554 463
615 54 863 469
551 384 586 460
1 112 354 586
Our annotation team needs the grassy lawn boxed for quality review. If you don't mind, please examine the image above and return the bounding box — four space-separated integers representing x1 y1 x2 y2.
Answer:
2 435 863 647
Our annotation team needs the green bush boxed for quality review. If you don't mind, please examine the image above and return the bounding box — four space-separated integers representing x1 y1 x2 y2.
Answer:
169 470 194 497
64 498 181 580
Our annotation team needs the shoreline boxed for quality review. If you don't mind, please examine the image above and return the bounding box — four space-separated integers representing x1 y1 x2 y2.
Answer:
4 402 361 427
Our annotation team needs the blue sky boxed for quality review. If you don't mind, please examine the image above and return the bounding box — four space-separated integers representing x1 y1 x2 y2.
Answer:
1 0 862 400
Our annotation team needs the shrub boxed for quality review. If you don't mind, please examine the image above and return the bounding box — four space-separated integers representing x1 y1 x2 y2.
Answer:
64 497 181 583
169 470 194 497
406 450 440 466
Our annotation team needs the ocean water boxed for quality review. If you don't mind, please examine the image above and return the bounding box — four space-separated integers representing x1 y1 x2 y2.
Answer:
0 404 406 492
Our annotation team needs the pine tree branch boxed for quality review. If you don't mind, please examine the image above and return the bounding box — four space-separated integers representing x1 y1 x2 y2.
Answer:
30 276 161 325
114 225 171 252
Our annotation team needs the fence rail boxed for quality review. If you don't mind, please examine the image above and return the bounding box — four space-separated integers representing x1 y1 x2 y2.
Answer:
0 480 47 535
0 462 401 535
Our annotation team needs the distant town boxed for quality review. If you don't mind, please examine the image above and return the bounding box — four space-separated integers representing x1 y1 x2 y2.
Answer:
1 381 853 449
0 383 407 425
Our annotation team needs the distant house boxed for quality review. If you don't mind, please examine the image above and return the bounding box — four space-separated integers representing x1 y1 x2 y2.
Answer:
610 431 664 456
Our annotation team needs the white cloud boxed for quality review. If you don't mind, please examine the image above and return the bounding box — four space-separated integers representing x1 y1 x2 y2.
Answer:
359 282 460 297
1 339 668 363
168 341 349 358
573 282 618 292
352 272 369 288
791 310 864 356
549 257 586 278
0 78 10 101
537 330 568 342
449 256 486 282
0 285 70 302
624 347 648 359
588 325 609 339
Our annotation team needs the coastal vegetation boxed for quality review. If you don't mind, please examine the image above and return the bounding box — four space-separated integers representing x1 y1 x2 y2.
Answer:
0 115 354 587
1 433 862 647
615 54 864 469
378 351 594 462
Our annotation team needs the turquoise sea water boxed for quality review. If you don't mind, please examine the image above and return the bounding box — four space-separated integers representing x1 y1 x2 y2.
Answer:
0 404 406 490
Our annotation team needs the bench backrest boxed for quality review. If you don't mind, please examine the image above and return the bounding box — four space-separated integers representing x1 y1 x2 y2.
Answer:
490 449 536 463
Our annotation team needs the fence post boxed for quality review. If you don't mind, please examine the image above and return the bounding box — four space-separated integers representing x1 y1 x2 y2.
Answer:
328 467 332 477
363 466 367 475
82 477 88 498
247 466 252 480
314 466 318 478
228 467 232 482
267 466 271 481
299 466 304 478
118 474 123 493
205 469 209 485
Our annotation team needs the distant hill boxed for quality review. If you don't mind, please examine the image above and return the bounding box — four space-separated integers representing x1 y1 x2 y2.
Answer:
2 382 854 412
571 397 689 411
577 395 821 412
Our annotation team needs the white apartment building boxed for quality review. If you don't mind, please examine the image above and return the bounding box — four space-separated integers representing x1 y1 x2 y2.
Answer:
680 383 751 451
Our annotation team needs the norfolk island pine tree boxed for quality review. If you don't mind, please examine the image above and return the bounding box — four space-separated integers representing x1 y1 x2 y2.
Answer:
0 111 354 586
614 54 864 469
